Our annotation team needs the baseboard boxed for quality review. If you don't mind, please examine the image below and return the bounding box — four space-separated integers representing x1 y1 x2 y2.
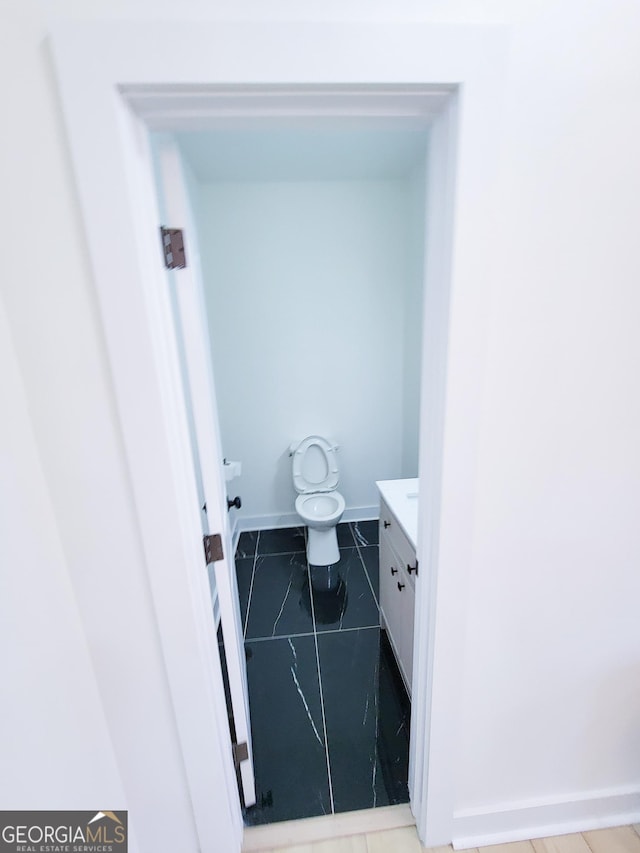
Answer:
236 505 379 534
242 803 414 852
343 505 379 523
452 787 640 849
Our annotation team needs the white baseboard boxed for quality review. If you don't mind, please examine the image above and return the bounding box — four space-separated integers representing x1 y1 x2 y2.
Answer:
452 787 640 849
343 505 379 523
236 505 379 534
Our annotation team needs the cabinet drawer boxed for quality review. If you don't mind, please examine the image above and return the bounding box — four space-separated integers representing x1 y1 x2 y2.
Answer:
379 499 418 589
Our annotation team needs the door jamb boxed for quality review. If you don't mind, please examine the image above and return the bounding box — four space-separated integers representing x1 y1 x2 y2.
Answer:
131 85 459 844
151 92 459 842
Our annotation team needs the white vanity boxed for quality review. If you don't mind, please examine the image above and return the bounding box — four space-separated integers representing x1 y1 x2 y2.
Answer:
376 478 418 698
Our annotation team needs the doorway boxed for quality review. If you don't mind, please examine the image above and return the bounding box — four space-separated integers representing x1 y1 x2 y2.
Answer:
52 17 501 838
160 125 429 825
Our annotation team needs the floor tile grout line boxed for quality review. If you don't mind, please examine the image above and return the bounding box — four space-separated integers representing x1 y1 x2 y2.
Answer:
242 531 260 639
255 549 307 557
306 557 335 815
246 631 317 643
354 539 380 612
255 546 360 558
348 522 380 610
342 521 357 549
245 624 381 643
350 520 378 548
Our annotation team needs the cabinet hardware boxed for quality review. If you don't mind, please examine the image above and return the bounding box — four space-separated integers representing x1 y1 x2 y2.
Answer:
390 566 398 575
383 520 391 528
407 562 418 575
397 581 405 591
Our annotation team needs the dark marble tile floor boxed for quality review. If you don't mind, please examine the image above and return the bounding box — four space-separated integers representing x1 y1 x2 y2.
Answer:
235 521 410 827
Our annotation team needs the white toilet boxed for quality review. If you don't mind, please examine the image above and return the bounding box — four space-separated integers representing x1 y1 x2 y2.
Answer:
291 435 345 566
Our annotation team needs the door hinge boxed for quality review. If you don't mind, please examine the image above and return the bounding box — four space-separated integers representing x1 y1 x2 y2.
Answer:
203 533 224 564
160 226 187 269
232 741 249 769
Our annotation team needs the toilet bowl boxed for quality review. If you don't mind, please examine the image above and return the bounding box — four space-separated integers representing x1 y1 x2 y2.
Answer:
291 435 345 566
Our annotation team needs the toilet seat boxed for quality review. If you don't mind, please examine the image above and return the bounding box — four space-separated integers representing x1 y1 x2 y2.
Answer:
295 491 345 524
292 435 339 494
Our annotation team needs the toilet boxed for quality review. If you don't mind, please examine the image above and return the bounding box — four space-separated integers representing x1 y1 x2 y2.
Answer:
291 435 345 566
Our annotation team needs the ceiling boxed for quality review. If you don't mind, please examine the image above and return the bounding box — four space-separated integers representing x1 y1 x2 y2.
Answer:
175 128 429 182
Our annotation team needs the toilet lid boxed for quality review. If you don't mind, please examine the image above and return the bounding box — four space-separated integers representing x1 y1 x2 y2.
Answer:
292 435 339 494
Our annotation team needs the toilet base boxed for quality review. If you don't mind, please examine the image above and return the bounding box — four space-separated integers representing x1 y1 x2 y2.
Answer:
306 526 340 567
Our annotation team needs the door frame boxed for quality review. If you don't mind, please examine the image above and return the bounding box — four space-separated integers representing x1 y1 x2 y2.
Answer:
50 19 507 850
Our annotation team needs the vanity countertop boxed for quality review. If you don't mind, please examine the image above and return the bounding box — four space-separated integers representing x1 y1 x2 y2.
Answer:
375 477 419 549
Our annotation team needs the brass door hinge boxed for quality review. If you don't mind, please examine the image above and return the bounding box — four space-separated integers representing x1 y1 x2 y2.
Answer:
232 741 249 769
203 533 224 564
160 226 187 269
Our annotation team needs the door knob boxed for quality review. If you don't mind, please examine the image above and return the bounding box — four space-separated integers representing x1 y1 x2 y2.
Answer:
227 496 242 511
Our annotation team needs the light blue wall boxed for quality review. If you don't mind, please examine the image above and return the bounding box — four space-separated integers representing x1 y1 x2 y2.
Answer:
403 158 427 475
196 177 425 526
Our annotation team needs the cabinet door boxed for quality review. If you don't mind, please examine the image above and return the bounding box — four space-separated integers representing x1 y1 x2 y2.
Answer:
396 565 415 696
380 535 414 697
379 536 401 653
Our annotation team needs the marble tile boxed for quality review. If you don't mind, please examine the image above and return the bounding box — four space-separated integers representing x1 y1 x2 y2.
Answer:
358 545 380 602
336 522 356 548
311 548 379 633
351 519 379 546
258 526 307 555
317 628 396 814
243 635 331 825
236 529 259 559
245 553 315 640
376 629 410 804
235 556 255 630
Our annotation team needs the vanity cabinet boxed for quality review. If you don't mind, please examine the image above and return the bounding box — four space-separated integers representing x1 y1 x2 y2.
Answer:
377 484 418 698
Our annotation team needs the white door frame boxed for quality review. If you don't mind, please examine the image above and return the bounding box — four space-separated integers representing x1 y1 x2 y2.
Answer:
50 19 507 850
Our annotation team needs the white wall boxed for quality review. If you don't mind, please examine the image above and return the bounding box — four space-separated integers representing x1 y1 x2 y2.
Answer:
0 298 127 816
198 178 421 524
4 0 640 848
1 5 202 849
451 0 640 834
403 157 427 476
